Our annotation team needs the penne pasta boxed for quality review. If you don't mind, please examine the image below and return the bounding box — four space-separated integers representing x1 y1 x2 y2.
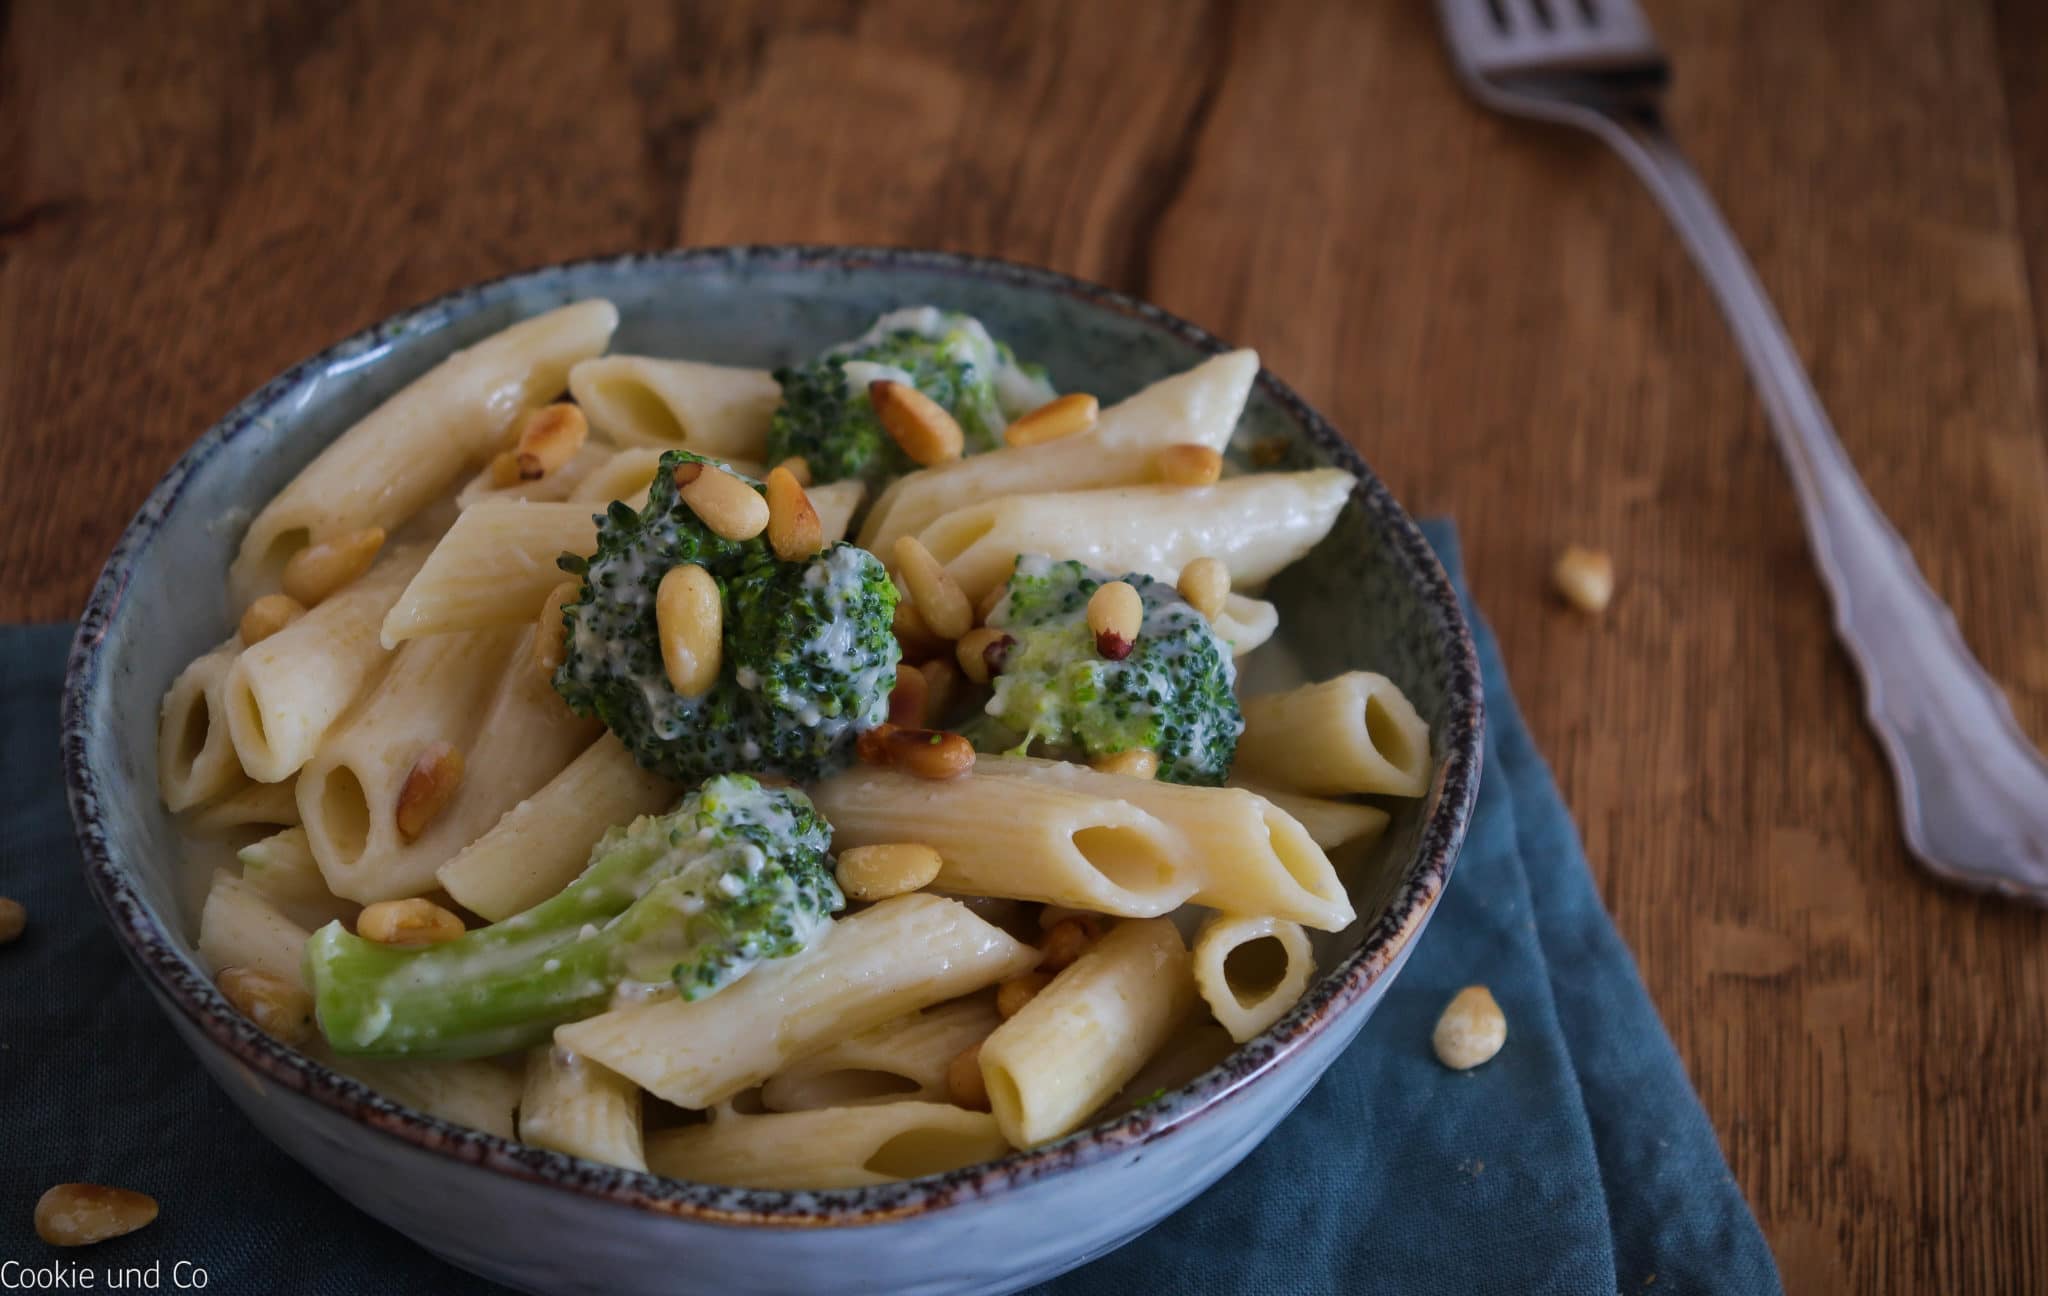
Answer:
231 300 618 604
1102 1022 1236 1119
196 869 312 989
556 894 1037 1109
809 755 1356 931
1228 781 1390 852
379 500 600 647
234 826 352 928
568 447 766 508
437 733 678 922
518 1046 648 1171
1191 913 1316 1042
158 638 248 812
186 778 301 835
645 1101 1009 1191
809 480 866 546
455 439 611 508
1237 671 1432 798
1212 593 1279 658
568 355 781 458
859 350 1260 554
223 543 430 783
324 1050 523 1140
913 469 1354 600
979 918 1198 1148
759 998 1001 1113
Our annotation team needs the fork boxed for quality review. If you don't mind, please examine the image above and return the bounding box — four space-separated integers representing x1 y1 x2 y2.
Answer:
1435 0 2048 903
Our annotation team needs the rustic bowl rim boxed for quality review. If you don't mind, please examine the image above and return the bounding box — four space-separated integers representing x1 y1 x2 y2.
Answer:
60 244 1484 1227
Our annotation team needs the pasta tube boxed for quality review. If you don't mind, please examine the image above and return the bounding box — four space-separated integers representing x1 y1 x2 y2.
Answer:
234 827 355 930
231 300 618 604
859 350 1260 553
518 1047 647 1171
568 355 781 458
322 1049 523 1140
1191 913 1316 1042
222 543 430 783
556 894 1037 1108
1212 593 1279 658
809 755 1355 931
454 440 610 508
809 480 866 546
379 500 600 646
1228 781 1390 852
159 638 247 812
186 779 301 835
979 917 1197 1148
914 468 1354 599
760 998 1001 1112
1237 671 1432 797
196 870 312 989
645 1102 1009 1190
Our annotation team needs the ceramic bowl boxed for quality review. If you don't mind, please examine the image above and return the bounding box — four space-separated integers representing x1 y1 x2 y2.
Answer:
61 247 1483 1296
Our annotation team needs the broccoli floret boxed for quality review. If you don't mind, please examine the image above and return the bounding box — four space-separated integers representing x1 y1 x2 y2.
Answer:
306 776 843 1060
766 308 1057 486
554 451 900 783
978 556 1244 785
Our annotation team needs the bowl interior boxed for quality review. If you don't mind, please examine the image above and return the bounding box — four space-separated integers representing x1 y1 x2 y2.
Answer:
66 247 1480 1213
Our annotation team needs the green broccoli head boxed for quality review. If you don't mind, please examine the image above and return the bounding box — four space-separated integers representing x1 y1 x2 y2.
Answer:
553 451 900 783
979 556 1244 785
307 775 844 1059
765 308 1057 486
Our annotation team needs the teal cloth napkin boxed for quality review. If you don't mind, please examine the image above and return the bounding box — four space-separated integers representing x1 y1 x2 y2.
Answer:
0 522 1781 1294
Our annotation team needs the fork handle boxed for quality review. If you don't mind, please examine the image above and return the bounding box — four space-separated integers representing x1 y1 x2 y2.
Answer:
1592 112 2048 900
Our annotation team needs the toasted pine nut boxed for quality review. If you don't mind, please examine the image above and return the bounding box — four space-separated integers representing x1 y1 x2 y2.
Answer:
888 727 976 780
1433 985 1507 1070
1087 580 1142 660
358 897 466 947
765 465 825 561
513 403 589 479
1039 918 1100 972
395 741 465 841
1037 904 1098 930
893 536 973 640
1091 748 1160 779
774 455 813 487
836 842 944 902
535 581 577 675
678 466 770 541
947 1041 990 1111
1155 443 1223 486
888 663 929 728
919 657 961 723
1553 545 1614 614
856 723 900 768
870 380 964 466
656 564 723 696
34 1184 158 1247
281 526 385 606
1176 557 1231 621
1004 393 1098 447
977 581 1009 623
996 971 1052 1019
0 896 24 944
216 966 314 1045
1249 434 1290 467
955 627 1012 685
892 596 945 663
488 449 524 488
238 593 306 647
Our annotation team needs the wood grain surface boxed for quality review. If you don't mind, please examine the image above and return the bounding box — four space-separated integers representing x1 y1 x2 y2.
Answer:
5 1 2048 1289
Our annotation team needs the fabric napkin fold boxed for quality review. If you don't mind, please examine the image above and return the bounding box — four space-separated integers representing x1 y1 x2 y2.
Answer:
0 521 1781 1294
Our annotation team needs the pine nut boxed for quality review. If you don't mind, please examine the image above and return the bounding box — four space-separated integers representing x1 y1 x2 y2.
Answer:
657 564 723 696
280 526 385 606
678 465 769 541
395 740 465 841
774 455 813 487
0 896 24 944
513 403 589 479
1039 918 1100 972
1432 985 1507 1070
1091 748 1159 779
836 842 944 901
765 465 825 561
888 727 976 780
1249 435 1290 467
1553 545 1614 614
893 595 945 663
34 1184 158 1247
996 971 1052 1019
358 897 466 947
888 663 929 727
946 1041 990 1111
893 536 973 640
955 627 1013 685
535 580 578 675
1004 393 1098 447
238 593 306 647
919 657 961 723
870 379 964 466
1087 580 1142 660
856 723 900 768
488 449 524 488
1177 557 1231 621
216 965 314 1045
1154 443 1223 486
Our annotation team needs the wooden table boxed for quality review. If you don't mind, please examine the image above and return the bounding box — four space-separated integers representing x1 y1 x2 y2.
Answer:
6 2 2047 1288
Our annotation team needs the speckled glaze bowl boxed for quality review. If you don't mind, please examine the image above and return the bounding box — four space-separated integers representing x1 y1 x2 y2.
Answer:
62 248 1483 1296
